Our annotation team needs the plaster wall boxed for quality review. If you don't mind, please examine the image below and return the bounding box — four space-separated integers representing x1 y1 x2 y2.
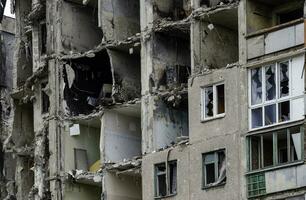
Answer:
104 172 142 200
188 67 248 143
63 123 101 172
64 182 101 200
102 111 141 163
153 100 188 150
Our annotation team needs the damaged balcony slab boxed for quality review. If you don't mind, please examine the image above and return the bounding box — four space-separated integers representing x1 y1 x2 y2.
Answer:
59 33 141 60
105 157 142 177
192 1 239 19
152 18 191 35
67 170 102 186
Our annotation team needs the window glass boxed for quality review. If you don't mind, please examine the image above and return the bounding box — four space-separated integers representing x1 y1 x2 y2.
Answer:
290 126 302 161
169 162 177 194
155 164 166 197
251 137 260 170
205 86 214 118
251 68 262 105
277 130 288 164
203 150 226 187
265 65 276 101
279 101 290 122
279 61 289 98
263 134 273 167
252 108 263 128
264 104 276 125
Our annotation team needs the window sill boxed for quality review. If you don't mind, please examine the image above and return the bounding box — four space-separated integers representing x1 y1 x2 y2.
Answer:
154 193 177 199
201 113 225 123
245 160 305 175
247 119 305 136
202 182 226 190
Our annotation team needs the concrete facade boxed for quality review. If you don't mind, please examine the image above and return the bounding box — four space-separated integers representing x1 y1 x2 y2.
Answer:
0 0 306 200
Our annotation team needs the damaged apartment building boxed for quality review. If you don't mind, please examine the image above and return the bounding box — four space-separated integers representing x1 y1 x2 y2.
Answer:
1 0 306 199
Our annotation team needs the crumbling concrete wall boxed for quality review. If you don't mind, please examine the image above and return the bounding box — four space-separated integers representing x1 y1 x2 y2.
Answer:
100 0 140 41
61 1 103 53
108 50 141 102
193 21 238 73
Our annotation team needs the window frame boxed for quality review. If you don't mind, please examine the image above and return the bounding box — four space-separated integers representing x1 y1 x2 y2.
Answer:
201 82 226 121
247 125 304 172
248 59 304 130
202 149 226 189
154 160 177 198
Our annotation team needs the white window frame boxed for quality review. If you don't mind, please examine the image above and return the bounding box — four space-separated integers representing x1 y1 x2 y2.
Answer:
201 82 225 121
248 59 304 130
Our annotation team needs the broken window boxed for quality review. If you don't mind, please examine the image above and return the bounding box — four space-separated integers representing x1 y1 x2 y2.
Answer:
247 126 304 171
251 68 262 105
202 150 226 188
249 59 303 129
63 50 113 115
279 61 289 98
39 22 47 55
201 83 225 120
155 160 177 197
41 82 50 114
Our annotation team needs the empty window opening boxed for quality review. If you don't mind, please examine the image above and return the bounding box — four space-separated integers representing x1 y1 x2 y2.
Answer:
153 32 191 91
39 22 47 55
278 8 303 24
63 50 112 115
153 0 191 21
247 126 304 171
202 150 226 188
107 49 141 103
155 161 177 198
201 83 225 120
41 82 50 114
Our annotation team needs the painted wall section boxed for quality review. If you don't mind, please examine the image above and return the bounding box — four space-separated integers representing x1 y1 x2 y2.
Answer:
63 123 101 172
102 111 141 163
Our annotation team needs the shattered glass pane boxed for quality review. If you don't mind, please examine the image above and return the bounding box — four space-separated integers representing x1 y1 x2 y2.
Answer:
252 108 263 128
279 62 289 98
205 86 214 117
279 101 290 122
265 65 276 101
264 104 276 125
251 68 262 105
